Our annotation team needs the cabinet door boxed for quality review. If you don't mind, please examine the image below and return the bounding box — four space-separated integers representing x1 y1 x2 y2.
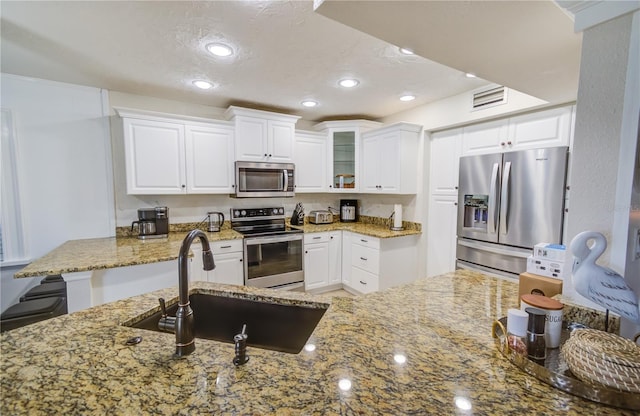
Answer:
426 196 458 277
304 243 330 290
461 119 509 156
295 132 327 192
330 131 358 192
123 118 186 194
268 120 295 162
210 252 244 286
185 124 234 193
328 231 342 285
508 106 572 150
429 129 462 196
378 133 400 192
234 116 268 161
360 135 381 192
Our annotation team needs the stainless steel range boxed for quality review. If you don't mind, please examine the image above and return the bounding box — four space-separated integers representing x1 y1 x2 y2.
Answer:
231 206 304 291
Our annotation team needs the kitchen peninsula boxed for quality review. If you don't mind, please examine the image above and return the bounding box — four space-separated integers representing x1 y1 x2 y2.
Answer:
0 270 630 414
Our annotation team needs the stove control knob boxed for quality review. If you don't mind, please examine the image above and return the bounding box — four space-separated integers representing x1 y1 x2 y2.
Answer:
279 208 284 214
240 210 246 217
233 210 240 217
272 208 278 215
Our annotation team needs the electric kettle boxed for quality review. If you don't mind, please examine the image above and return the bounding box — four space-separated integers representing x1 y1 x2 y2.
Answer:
207 211 225 232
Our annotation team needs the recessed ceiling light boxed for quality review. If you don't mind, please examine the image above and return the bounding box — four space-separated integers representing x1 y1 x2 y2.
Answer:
192 80 214 90
399 47 414 55
301 100 318 108
400 95 416 102
339 79 359 88
465 72 477 78
206 43 234 57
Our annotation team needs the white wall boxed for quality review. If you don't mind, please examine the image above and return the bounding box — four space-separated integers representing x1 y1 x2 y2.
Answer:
0 74 114 311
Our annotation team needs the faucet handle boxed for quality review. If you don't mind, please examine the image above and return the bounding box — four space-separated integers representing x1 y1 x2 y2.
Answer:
158 298 167 317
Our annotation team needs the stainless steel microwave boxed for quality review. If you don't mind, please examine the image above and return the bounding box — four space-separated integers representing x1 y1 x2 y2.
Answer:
235 161 295 198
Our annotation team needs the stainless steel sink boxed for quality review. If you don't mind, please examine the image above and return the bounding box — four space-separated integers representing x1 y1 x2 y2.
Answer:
129 294 328 354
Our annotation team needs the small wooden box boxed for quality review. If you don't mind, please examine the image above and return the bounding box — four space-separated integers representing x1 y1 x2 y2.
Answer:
518 272 563 305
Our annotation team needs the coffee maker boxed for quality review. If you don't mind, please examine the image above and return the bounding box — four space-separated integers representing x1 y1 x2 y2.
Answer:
340 199 358 222
131 207 169 239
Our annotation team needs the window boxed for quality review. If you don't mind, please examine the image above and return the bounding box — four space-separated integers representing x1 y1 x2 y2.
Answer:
1 108 26 263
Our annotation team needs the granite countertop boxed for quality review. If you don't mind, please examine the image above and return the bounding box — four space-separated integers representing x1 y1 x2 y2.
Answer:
15 220 419 279
14 229 243 279
1 270 631 415
291 221 421 238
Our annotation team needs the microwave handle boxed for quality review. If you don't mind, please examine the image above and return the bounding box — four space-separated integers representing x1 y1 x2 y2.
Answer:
283 169 288 191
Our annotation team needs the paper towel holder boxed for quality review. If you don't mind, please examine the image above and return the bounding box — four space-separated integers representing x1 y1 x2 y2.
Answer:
388 211 404 231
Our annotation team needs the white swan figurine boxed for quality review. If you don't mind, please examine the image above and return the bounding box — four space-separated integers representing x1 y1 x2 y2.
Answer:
570 231 640 324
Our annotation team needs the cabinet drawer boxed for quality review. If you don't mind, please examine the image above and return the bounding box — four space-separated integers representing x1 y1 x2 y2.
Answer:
351 244 379 274
211 239 243 253
304 232 330 244
351 267 379 294
352 234 380 249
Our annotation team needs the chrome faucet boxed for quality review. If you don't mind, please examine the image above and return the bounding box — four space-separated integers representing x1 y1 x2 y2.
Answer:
158 229 215 357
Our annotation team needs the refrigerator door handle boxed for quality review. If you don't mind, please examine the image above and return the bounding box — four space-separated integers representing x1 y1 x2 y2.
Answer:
488 163 500 233
500 161 512 235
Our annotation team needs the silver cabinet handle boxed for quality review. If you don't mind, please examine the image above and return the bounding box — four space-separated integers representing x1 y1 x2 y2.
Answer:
220 245 231 249
360 257 368 261
360 239 368 243
359 280 367 285
313 236 321 240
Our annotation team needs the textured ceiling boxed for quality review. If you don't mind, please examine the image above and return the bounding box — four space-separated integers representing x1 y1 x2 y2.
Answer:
0 1 579 122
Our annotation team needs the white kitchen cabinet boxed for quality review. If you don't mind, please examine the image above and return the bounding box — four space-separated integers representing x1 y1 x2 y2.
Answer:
461 118 509 156
191 239 244 286
122 117 187 194
184 123 235 194
294 130 328 192
426 196 458 277
507 106 573 150
225 106 300 163
429 128 462 196
360 122 422 194
426 128 462 277
461 106 573 156
304 231 342 292
342 231 418 295
304 233 330 291
117 108 235 195
328 231 342 285
314 120 381 193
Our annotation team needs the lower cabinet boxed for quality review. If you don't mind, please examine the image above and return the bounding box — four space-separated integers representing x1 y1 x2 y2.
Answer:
342 231 419 295
304 231 342 292
191 239 244 286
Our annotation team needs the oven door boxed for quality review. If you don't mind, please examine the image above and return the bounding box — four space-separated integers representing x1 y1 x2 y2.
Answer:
244 233 304 289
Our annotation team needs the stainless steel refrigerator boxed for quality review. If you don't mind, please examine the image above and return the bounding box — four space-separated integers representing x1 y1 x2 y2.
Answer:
456 146 568 279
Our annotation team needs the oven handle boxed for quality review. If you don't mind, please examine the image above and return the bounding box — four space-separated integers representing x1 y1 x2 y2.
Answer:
245 233 303 245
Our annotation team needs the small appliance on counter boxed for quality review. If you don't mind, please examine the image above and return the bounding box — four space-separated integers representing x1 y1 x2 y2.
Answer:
309 210 333 224
340 199 358 222
206 211 225 232
131 207 169 239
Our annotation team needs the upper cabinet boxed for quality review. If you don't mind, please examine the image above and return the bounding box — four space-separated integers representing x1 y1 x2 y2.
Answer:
225 106 300 163
294 130 328 193
116 108 234 195
360 122 422 194
461 106 573 156
314 120 381 193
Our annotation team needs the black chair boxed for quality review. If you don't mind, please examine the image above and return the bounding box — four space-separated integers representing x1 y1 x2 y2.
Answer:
20 281 67 302
0 297 67 332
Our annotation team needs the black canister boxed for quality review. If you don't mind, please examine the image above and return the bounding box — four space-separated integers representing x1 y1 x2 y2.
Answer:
525 307 547 361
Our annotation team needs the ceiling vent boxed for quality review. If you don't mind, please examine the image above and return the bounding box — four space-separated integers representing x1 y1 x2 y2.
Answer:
471 86 507 110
